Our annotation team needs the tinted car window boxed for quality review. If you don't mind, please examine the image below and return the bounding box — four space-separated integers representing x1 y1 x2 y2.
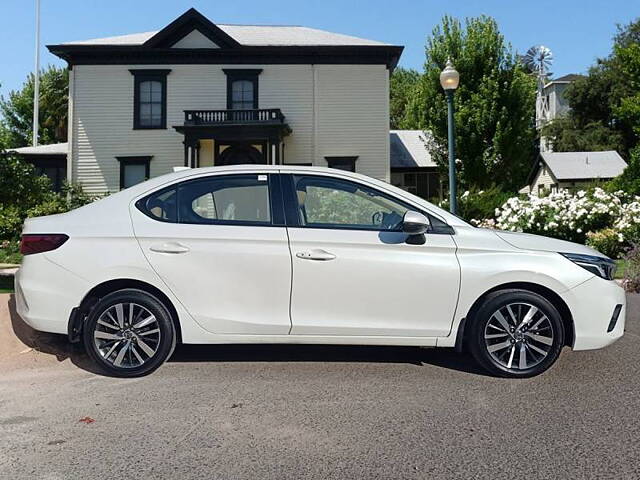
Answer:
293 175 409 231
178 174 271 225
142 187 177 222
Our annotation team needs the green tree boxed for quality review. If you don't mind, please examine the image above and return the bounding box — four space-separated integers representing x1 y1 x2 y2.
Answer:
542 19 640 156
390 67 421 129
0 65 68 149
0 154 95 240
613 24 640 141
542 117 624 152
403 16 537 190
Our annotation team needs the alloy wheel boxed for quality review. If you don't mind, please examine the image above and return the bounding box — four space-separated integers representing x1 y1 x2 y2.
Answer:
484 302 554 371
93 302 161 369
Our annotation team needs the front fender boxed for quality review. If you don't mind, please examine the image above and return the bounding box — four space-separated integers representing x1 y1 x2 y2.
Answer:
437 249 592 347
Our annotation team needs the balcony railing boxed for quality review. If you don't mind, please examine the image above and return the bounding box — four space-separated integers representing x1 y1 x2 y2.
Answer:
184 109 285 126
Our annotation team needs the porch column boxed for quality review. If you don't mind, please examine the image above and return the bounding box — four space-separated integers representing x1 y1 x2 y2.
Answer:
268 137 280 165
183 135 198 168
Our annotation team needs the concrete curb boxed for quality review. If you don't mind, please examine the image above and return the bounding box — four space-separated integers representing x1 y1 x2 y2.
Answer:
0 267 18 277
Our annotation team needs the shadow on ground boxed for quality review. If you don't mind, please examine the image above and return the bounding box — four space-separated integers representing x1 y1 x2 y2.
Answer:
5 294 488 377
5 295 103 374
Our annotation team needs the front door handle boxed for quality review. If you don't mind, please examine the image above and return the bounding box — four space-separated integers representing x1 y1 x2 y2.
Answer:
296 249 336 261
149 242 190 254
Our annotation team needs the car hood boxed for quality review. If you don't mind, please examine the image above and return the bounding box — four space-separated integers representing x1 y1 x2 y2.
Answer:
493 230 605 257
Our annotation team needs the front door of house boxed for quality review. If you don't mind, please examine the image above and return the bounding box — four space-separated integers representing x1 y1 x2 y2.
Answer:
217 143 265 165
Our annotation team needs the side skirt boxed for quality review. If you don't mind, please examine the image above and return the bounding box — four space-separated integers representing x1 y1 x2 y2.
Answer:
180 334 439 347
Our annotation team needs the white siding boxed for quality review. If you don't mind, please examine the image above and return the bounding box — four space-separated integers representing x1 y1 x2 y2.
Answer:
530 164 559 194
72 63 390 194
315 65 390 181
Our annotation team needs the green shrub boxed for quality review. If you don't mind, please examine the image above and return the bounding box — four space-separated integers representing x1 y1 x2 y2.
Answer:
586 228 624 258
0 239 21 265
441 186 515 223
623 243 640 293
0 154 55 209
0 205 25 240
0 154 96 241
607 146 640 195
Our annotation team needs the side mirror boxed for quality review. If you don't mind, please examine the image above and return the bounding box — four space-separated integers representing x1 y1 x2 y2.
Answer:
402 211 431 235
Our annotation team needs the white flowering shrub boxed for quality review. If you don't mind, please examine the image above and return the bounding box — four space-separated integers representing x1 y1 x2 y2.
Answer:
484 188 640 258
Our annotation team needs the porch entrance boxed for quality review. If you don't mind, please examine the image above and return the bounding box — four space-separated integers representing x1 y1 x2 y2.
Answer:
217 143 265 166
174 108 291 168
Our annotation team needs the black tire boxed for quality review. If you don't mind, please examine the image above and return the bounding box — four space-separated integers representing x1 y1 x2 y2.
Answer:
83 289 176 377
468 289 564 378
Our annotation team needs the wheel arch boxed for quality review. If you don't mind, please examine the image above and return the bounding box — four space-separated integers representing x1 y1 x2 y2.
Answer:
68 278 182 344
456 282 574 350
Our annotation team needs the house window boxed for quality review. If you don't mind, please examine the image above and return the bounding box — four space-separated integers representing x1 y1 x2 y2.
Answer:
117 156 152 189
231 80 254 110
223 69 262 110
29 157 67 192
325 156 358 172
130 70 171 129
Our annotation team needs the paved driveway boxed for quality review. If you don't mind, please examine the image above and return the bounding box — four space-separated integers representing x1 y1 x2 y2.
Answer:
1 293 639 479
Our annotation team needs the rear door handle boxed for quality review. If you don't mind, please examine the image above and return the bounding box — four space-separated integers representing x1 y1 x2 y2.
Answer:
149 242 190 254
296 249 336 261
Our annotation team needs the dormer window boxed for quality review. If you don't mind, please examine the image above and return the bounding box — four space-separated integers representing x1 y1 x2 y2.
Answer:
224 69 262 110
130 69 171 129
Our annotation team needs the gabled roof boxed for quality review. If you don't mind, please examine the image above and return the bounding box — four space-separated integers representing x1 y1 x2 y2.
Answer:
48 9 402 69
544 73 583 89
390 130 437 169
542 151 627 180
143 8 240 49
62 25 391 48
552 73 583 83
528 151 627 184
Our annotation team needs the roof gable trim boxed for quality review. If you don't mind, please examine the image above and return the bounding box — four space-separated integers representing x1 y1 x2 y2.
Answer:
144 8 240 49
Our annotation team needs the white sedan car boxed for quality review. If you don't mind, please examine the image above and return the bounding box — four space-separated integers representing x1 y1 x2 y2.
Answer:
16 166 625 377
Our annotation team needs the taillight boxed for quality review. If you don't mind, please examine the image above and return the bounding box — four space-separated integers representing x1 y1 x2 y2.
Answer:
20 234 69 255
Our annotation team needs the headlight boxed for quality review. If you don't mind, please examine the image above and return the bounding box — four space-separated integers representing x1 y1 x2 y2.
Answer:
560 253 616 280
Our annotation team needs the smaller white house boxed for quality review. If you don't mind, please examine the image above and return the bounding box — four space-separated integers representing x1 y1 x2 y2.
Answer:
520 150 627 195
389 130 441 201
6 142 68 191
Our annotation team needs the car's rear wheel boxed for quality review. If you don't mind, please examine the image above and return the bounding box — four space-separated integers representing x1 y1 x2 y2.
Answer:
83 289 176 377
468 290 564 378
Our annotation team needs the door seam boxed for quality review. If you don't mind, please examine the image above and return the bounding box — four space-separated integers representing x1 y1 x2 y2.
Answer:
285 225 294 334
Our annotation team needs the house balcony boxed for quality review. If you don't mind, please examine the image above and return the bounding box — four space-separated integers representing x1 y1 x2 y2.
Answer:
174 108 291 168
184 108 286 126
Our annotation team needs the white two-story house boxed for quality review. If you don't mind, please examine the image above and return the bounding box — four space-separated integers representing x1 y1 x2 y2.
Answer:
46 8 403 195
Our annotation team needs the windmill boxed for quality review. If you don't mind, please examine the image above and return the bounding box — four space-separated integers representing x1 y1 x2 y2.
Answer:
523 45 553 129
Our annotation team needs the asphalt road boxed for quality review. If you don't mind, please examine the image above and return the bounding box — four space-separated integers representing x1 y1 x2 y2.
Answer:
1 293 639 480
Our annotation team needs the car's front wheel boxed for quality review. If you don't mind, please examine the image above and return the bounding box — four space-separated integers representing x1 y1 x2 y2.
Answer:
83 289 176 377
468 289 564 378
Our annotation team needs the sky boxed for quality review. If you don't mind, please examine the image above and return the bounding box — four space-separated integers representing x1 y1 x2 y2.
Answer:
0 0 637 99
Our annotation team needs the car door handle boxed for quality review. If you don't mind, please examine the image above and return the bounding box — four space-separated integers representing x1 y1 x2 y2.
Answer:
149 242 190 254
296 249 336 261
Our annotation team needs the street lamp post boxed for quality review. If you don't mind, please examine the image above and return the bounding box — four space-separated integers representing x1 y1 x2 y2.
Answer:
440 59 460 215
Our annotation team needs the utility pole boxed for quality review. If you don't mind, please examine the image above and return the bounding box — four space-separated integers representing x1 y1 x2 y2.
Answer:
32 0 41 147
